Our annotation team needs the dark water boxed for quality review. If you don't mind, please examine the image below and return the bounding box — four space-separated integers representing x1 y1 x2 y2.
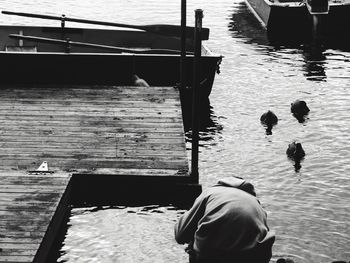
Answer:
1 0 349 262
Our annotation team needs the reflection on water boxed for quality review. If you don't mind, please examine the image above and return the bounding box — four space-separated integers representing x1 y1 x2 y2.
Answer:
227 1 350 85
180 93 223 148
228 0 350 50
303 60 327 82
228 1 269 46
300 46 327 82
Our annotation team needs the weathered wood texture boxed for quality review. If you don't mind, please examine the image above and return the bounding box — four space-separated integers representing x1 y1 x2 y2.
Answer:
0 84 189 175
0 84 190 262
0 172 71 263
0 85 188 262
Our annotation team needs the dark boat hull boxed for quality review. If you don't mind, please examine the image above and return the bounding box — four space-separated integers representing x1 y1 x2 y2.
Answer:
245 0 350 45
0 25 221 97
0 52 219 96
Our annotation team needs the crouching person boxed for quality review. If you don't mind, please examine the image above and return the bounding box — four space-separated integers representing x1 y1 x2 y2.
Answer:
174 177 275 263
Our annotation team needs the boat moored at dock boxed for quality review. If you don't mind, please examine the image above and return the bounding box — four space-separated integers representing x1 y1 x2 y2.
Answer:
0 11 221 97
244 0 350 45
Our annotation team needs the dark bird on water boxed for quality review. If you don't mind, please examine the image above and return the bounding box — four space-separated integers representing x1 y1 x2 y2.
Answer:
286 141 305 160
291 100 310 115
260 110 278 135
291 100 310 123
260 110 278 126
287 141 305 172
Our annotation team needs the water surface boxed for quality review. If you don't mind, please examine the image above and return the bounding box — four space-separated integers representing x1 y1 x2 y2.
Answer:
1 0 349 262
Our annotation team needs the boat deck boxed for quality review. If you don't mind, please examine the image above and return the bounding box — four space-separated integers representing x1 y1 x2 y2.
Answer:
0 84 198 262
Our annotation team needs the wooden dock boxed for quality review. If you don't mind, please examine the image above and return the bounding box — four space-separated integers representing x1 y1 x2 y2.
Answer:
0 172 71 263
0 84 188 173
0 84 200 262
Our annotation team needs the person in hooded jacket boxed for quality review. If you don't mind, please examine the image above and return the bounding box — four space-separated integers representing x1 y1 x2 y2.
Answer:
174 177 275 263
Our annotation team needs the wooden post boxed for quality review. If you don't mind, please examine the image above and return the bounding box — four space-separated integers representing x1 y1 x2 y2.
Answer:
191 9 203 183
180 0 187 90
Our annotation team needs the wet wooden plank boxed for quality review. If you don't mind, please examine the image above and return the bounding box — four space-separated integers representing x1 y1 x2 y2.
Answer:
0 84 190 262
0 84 189 175
0 158 188 173
0 173 71 263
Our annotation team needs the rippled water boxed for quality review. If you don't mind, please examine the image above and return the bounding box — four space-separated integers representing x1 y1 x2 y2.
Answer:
1 0 349 262
58 206 188 263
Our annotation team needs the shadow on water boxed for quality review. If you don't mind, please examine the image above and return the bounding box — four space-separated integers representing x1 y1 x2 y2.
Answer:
180 89 223 147
228 1 270 46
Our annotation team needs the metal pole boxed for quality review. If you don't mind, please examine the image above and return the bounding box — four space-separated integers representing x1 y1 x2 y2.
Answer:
191 9 202 183
180 0 187 90
61 14 66 41
312 15 320 45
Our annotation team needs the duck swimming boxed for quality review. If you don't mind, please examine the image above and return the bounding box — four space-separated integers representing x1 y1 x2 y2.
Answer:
286 141 305 160
287 141 305 172
260 110 278 135
291 100 310 120
291 100 309 115
260 110 278 126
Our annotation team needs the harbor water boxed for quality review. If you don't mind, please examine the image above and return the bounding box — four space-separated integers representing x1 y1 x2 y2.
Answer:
1 0 349 262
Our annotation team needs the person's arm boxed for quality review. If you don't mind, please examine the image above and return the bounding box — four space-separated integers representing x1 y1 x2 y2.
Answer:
174 192 208 244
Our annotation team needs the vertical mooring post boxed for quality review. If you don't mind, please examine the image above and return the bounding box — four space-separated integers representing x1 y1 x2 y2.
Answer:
180 0 187 90
191 9 203 183
61 14 66 40
312 15 321 45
